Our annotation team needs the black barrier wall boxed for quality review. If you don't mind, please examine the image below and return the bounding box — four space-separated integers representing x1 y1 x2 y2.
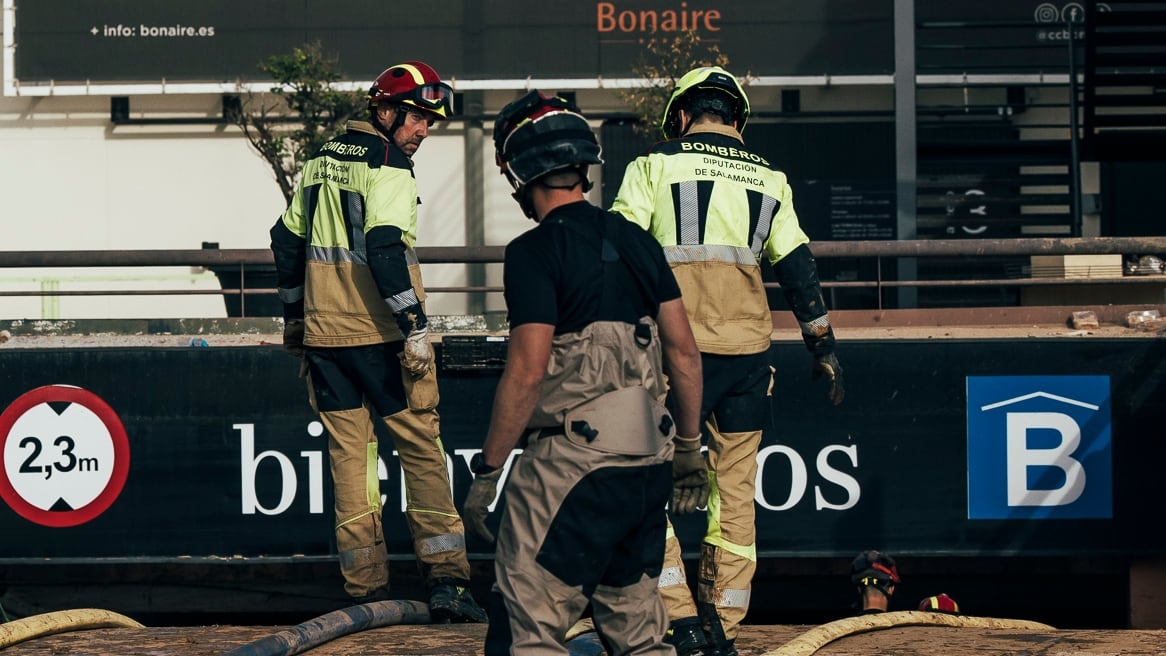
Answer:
0 338 1163 562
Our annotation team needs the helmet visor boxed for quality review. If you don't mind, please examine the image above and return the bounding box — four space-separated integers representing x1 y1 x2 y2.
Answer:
406 82 454 117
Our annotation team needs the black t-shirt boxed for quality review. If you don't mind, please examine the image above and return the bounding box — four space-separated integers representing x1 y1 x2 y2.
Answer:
503 201 682 334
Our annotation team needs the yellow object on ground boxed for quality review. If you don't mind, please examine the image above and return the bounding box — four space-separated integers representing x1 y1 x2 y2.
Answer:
0 608 144 649
763 610 1056 656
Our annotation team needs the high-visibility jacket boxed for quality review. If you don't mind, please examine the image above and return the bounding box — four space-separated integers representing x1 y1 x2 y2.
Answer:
612 123 816 356
271 120 428 347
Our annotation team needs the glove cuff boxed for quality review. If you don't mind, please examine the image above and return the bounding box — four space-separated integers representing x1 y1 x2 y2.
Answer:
470 452 500 476
802 321 836 355
674 434 702 453
395 301 428 337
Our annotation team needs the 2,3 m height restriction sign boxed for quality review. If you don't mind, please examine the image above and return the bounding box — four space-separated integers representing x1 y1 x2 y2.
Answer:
0 385 130 527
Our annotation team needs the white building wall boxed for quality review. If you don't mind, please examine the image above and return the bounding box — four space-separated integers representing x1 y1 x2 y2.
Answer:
0 92 289 318
0 0 530 319
0 91 541 319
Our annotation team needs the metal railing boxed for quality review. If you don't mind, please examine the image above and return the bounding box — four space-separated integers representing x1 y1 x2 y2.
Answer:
1 237 1164 317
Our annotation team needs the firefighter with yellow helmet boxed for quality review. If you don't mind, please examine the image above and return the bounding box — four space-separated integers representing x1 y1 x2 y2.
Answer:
612 65 845 656
270 60 487 622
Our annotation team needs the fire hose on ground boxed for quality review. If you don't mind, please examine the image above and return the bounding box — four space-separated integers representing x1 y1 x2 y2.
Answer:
760 610 1056 656
0 608 145 649
0 602 434 655
0 606 1056 655
219 599 431 656
219 601 605 656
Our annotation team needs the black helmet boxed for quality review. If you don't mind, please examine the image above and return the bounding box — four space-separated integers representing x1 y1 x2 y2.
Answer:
493 90 603 193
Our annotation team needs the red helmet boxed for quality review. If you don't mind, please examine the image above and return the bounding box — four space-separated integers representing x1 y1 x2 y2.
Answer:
368 61 454 119
919 593 960 614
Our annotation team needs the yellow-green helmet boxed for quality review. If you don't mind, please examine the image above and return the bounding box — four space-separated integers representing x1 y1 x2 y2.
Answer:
661 66 750 139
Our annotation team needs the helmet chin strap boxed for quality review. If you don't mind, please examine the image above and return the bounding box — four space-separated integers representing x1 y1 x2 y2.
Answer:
514 189 538 221
541 170 592 193
505 172 539 221
372 104 407 143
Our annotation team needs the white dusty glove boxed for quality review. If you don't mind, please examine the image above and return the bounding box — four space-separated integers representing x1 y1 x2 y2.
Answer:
400 328 434 376
671 434 710 514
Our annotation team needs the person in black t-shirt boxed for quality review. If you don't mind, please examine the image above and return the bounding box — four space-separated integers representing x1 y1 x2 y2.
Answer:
462 90 705 655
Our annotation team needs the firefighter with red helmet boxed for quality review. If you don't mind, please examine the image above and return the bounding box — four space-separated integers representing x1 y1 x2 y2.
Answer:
612 65 845 655
851 550 900 614
462 90 706 655
270 60 486 622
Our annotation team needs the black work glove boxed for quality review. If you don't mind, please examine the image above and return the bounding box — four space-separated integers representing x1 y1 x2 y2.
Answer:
463 468 503 543
283 319 305 358
812 352 845 406
671 435 709 514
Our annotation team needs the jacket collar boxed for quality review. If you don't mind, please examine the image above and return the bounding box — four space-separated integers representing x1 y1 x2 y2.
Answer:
686 122 744 144
345 120 385 141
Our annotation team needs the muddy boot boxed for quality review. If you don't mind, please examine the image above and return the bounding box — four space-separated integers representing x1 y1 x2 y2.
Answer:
698 603 739 656
427 577 488 624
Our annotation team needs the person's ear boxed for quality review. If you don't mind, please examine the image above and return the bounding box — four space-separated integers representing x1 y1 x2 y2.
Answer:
376 103 395 123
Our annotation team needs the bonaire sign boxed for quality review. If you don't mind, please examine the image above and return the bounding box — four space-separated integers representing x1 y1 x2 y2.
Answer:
596 2 723 35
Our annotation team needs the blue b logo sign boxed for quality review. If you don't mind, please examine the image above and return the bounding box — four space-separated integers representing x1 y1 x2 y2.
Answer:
966 376 1112 520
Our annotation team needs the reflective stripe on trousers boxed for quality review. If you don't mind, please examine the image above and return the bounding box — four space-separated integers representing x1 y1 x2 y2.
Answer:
659 423 762 640
382 406 471 583
317 403 471 597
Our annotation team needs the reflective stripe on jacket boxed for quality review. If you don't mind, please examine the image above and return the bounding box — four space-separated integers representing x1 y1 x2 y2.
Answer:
612 123 810 355
279 120 427 347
